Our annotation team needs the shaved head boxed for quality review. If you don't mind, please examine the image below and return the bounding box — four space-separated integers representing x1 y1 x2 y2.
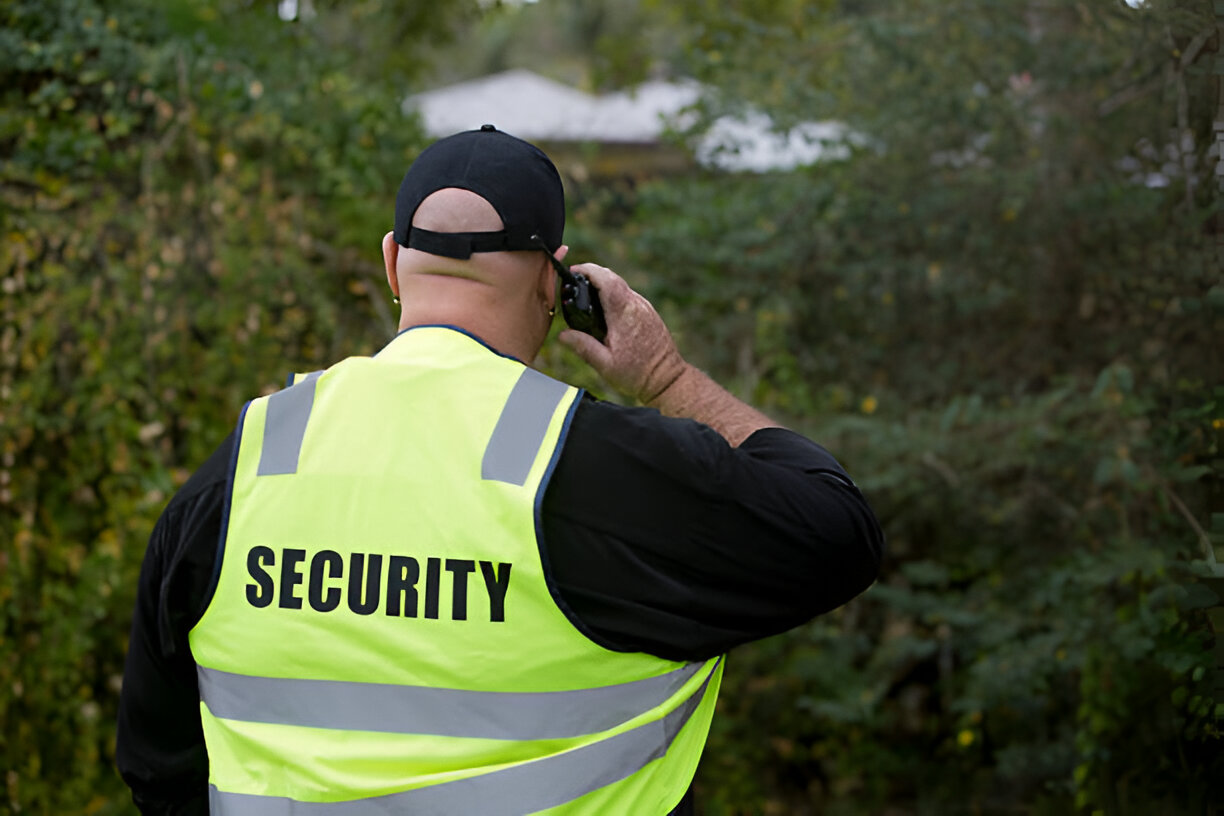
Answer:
395 188 539 282
382 128 569 361
411 188 505 234
383 188 563 362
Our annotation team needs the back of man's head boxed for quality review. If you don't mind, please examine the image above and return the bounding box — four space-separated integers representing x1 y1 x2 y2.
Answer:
393 125 565 258
384 127 566 360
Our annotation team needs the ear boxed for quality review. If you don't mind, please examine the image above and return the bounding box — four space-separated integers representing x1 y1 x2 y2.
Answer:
382 231 400 299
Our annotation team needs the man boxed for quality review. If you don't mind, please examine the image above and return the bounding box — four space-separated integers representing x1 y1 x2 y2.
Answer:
117 125 883 815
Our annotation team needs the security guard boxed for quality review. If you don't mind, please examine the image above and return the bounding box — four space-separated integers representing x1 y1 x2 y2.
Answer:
118 127 884 815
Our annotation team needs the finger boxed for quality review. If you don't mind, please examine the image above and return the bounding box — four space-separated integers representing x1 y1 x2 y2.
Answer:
559 328 611 362
555 245 569 263
569 263 630 309
569 262 621 291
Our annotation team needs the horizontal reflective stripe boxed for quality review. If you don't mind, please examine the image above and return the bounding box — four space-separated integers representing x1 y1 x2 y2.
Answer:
257 372 321 477
208 659 718 816
481 367 570 486
198 660 704 740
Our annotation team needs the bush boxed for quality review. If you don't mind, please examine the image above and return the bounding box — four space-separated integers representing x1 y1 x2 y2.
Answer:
1 0 465 809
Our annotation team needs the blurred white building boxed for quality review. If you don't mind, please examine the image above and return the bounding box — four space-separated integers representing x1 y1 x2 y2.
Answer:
405 69 853 174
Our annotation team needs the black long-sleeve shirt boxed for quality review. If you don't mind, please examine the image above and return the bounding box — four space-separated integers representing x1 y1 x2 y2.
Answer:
117 392 884 815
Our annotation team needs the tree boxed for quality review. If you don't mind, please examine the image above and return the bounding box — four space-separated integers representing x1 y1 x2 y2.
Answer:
618 0 1222 811
0 0 475 808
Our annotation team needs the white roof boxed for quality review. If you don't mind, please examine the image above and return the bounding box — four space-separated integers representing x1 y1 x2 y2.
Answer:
698 116 856 172
406 69 852 171
584 80 702 143
406 69 658 143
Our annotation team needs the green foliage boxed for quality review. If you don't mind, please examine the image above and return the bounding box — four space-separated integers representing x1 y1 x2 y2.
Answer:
610 0 1224 811
418 0 685 92
0 0 474 809
3 0 1221 812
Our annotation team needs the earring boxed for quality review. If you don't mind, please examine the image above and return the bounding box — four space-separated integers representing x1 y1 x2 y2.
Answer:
548 306 556 317
392 296 401 305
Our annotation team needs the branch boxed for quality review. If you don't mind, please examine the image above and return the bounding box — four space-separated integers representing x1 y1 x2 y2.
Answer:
1096 25 1216 119
920 451 959 488
1161 483 1215 564
1178 25 1216 71
1097 36 1171 119
1098 71 1165 118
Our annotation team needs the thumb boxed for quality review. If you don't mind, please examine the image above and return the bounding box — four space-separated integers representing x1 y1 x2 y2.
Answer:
559 328 610 369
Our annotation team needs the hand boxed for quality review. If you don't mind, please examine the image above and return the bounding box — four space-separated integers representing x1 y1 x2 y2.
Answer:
558 263 689 405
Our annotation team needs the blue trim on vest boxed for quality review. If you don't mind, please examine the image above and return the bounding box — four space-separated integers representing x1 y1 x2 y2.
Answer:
531 391 632 653
383 324 526 365
201 399 251 616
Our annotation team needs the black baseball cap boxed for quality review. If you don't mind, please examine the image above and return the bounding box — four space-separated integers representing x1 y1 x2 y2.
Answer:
393 125 565 258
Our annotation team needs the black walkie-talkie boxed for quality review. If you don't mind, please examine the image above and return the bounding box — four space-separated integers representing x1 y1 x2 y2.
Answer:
532 236 607 343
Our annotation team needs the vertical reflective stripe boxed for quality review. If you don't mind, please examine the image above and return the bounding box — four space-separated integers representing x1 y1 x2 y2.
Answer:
287 370 323 388
481 368 570 486
197 661 704 740
208 661 718 816
257 372 321 476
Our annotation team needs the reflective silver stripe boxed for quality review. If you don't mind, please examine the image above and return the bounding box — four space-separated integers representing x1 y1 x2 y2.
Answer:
257 372 321 476
288 369 323 387
481 368 570 486
207 661 718 816
198 660 704 740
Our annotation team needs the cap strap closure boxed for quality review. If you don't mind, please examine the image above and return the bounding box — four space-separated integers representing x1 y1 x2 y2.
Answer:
407 227 539 259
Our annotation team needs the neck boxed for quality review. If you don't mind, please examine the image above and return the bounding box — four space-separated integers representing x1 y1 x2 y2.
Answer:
392 253 553 364
397 302 544 364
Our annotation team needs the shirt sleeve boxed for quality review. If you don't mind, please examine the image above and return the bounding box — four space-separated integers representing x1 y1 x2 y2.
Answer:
116 434 234 814
539 398 885 662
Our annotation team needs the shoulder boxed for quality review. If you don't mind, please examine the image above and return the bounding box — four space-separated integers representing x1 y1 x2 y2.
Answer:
563 397 729 476
170 432 236 510
559 396 856 508
541 397 883 660
142 432 236 650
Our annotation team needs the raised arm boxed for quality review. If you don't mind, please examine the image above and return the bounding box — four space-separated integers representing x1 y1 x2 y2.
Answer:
557 262 778 447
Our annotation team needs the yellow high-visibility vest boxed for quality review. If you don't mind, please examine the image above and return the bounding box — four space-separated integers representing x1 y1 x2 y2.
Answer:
189 326 724 815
